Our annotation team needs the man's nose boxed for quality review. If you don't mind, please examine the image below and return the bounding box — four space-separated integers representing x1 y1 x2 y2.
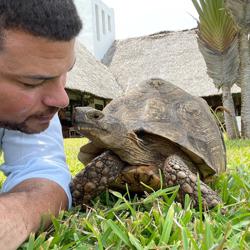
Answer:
42 75 69 108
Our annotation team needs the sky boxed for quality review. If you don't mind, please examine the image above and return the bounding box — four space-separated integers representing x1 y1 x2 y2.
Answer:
102 0 199 39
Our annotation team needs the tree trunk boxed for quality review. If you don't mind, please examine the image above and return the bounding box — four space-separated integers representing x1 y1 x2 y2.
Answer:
221 85 240 139
239 32 250 138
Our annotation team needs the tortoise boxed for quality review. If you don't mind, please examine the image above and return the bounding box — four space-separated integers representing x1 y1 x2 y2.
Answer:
71 78 226 209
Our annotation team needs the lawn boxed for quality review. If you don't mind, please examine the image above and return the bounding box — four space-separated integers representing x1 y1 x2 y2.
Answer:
1 138 249 249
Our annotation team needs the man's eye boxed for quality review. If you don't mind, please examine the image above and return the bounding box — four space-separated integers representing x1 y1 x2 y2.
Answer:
22 83 38 88
20 80 45 88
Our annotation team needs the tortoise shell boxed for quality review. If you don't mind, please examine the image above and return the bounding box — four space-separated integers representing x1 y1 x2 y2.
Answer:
76 78 226 179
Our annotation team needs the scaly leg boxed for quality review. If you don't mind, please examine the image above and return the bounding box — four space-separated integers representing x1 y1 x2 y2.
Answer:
70 150 125 207
163 154 221 209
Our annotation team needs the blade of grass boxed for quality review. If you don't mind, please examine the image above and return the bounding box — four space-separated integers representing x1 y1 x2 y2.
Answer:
197 174 203 233
84 219 104 250
181 227 189 250
159 204 175 244
128 232 144 250
106 219 133 248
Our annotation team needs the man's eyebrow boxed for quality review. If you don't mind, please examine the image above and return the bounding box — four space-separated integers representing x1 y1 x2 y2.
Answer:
21 58 76 81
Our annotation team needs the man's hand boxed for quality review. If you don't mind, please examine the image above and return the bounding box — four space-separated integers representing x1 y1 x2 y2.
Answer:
0 178 68 250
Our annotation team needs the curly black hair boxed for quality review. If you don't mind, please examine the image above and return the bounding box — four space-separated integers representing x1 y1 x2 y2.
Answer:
0 0 82 42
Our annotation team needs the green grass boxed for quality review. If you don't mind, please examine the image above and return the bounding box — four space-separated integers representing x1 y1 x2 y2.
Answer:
63 138 89 176
0 138 249 249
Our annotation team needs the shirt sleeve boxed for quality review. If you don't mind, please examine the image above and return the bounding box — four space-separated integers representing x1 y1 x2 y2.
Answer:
0 114 72 208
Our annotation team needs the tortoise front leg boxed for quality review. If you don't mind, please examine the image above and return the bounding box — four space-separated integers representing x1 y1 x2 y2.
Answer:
163 155 221 209
70 150 125 207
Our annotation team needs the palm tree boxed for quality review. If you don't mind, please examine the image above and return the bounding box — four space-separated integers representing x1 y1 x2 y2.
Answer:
225 0 250 138
192 0 240 139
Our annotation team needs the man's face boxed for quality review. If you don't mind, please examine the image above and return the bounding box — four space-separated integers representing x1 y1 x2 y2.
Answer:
0 30 75 133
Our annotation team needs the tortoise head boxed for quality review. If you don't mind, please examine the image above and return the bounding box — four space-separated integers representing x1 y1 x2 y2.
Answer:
74 106 127 148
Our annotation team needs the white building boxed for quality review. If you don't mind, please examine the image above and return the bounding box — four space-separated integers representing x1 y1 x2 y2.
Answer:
75 0 115 60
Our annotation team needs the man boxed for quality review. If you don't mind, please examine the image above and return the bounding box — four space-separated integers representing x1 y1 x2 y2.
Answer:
0 0 82 248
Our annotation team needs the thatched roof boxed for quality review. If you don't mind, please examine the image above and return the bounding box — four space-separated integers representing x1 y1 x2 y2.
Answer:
102 29 240 97
66 41 123 99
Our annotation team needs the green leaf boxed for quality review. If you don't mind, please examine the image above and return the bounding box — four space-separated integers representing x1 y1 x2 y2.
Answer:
192 0 237 51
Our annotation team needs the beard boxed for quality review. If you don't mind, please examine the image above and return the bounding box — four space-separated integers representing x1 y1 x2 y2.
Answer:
0 120 32 133
0 107 59 134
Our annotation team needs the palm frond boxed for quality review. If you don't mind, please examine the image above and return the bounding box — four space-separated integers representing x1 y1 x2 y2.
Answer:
192 0 238 52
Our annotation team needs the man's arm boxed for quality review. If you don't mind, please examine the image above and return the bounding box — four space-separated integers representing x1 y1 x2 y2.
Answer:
0 115 72 249
0 178 68 250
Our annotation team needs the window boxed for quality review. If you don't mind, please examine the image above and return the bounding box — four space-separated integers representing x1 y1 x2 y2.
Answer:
108 15 111 32
102 10 106 35
95 4 100 41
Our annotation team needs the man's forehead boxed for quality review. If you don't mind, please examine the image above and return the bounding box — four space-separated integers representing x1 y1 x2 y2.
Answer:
2 29 75 54
20 58 76 80
0 29 76 75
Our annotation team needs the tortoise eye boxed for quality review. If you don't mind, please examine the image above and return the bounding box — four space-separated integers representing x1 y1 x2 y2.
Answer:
86 110 104 120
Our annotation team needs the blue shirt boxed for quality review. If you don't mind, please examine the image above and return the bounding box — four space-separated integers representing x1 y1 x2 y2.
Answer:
0 114 72 208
